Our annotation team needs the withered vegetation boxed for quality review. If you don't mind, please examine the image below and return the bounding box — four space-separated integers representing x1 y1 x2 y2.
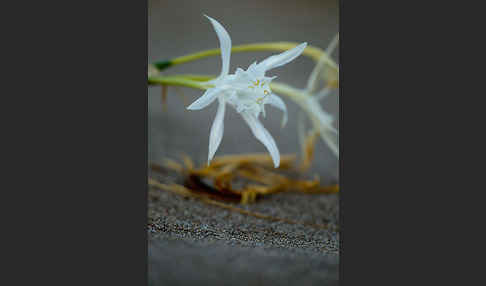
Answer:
151 147 338 205
148 133 339 231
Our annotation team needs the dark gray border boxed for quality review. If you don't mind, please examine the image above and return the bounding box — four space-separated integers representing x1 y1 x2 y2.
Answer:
14 1 149 284
339 0 444 283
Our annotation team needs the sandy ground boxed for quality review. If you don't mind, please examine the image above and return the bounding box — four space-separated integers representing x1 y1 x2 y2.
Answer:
148 170 339 285
148 0 339 284
149 238 338 286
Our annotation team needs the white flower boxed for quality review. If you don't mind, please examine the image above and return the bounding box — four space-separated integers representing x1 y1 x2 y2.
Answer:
282 34 338 158
300 34 339 157
187 15 307 168
297 95 339 156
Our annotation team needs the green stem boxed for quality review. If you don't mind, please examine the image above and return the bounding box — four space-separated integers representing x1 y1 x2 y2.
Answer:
152 42 337 72
148 76 212 90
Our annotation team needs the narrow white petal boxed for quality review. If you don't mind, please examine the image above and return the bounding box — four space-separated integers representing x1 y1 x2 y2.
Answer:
305 97 334 125
325 34 339 57
208 98 226 164
258 42 307 73
187 87 223 110
235 67 245 75
316 87 332 100
205 15 232 78
303 97 338 156
266 94 288 128
241 112 280 167
306 61 326 93
246 61 263 78
306 35 338 93
319 127 339 157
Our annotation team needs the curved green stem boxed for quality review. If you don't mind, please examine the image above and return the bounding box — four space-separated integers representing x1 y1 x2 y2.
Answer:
148 75 212 90
152 42 337 72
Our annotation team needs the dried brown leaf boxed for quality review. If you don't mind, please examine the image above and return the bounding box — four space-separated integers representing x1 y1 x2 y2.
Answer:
181 154 194 170
161 159 184 173
299 130 319 172
211 153 296 169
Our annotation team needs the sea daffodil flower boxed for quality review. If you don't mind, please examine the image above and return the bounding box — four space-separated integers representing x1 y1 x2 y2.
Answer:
298 34 339 157
187 15 307 168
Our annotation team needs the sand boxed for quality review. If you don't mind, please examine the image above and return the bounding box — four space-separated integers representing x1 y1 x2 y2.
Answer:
148 170 339 285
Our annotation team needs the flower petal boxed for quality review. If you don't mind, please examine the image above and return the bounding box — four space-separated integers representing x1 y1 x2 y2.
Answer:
316 87 332 100
257 42 307 73
325 34 339 56
302 97 338 156
208 98 226 164
205 15 232 78
306 35 338 93
305 97 334 125
241 111 280 168
187 86 223 110
266 94 288 128
319 127 339 157
306 61 328 93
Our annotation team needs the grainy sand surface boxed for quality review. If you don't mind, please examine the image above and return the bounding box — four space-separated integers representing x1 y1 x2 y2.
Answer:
148 170 339 285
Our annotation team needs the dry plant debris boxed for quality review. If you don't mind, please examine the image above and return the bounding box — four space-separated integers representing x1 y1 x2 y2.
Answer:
151 147 338 205
148 132 339 231
148 178 338 231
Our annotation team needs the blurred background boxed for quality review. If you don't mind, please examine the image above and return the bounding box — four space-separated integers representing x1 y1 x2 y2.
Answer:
149 0 339 181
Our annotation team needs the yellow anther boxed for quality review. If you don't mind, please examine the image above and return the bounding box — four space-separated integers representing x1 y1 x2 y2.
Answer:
264 90 269 95
248 86 254 89
254 79 260 86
